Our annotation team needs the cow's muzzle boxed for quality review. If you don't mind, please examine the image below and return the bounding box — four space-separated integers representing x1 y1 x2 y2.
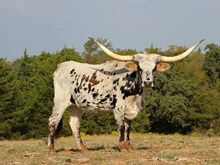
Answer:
143 82 153 88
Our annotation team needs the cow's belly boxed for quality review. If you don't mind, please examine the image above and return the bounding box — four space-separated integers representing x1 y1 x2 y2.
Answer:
80 104 113 113
73 89 117 113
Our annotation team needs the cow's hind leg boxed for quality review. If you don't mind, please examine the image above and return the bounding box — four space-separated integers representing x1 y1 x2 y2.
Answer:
48 100 70 153
69 106 87 152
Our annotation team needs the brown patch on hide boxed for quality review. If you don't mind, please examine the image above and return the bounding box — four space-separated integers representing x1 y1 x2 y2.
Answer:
89 71 100 85
81 75 86 83
85 76 90 82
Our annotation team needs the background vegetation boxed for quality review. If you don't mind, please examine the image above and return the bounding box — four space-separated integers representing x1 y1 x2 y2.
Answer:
0 38 219 139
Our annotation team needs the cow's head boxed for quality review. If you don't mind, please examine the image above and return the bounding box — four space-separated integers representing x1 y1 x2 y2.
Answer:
90 38 204 87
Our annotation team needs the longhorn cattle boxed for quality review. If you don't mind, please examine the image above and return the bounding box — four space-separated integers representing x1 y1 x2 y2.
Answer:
48 38 204 152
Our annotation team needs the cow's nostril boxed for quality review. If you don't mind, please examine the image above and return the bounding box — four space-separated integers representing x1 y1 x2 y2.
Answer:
146 77 150 81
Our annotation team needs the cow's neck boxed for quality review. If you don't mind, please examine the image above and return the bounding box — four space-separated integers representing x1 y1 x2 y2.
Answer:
120 70 143 100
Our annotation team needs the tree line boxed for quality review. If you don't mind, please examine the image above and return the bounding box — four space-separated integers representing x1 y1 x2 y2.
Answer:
0 38 220 139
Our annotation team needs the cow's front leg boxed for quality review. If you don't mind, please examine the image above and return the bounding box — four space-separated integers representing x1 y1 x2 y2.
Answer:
69 106 87 152
117 119 126 151
114 110 128 152
116 118 133 152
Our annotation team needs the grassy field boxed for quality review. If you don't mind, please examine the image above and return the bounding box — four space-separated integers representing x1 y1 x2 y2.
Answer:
0 133 220 165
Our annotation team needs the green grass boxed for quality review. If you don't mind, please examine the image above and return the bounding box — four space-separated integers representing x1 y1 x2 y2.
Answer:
158 152 175 160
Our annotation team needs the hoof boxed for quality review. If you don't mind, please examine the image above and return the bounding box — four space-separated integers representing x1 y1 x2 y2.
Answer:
119 141 133 152
119 148 128 153
127 147 134 152
48 148 56 155
48 144 56 155
81 148 89 153
79 143 88 153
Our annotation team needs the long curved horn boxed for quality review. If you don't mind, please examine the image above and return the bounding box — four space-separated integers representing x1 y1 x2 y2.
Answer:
160 39 205 62
89 37 133 61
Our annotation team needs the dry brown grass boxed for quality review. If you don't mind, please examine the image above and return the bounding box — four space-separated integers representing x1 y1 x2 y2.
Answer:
0 133 220 165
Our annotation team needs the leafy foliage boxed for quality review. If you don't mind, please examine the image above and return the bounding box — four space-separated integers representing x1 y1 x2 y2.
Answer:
0 39 220 139
203 43 220 90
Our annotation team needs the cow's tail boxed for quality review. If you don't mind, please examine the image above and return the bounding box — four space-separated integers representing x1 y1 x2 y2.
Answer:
55 118 63 138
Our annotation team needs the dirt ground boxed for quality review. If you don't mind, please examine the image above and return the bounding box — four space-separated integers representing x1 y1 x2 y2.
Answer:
0 133 220 165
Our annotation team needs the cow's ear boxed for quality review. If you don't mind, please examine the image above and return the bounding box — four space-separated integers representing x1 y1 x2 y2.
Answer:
124 62 138 71
156 62 171 72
